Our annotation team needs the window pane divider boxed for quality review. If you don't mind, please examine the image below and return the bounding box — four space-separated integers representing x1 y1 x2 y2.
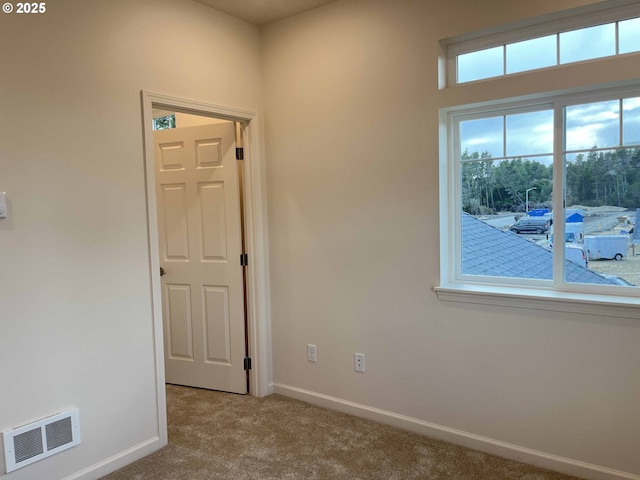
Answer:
619 99 624 146
552 101 565 289
564 144 640 156
460 152 553 163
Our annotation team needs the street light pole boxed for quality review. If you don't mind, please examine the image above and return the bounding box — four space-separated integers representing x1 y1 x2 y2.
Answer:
526 187 537 213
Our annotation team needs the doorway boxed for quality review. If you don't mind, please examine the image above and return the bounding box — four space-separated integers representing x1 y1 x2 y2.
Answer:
141 91 271 445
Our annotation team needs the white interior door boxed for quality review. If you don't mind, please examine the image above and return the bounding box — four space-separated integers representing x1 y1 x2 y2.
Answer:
154 121 246 394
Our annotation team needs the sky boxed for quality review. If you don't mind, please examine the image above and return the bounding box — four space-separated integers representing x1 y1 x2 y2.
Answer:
460 98 640 165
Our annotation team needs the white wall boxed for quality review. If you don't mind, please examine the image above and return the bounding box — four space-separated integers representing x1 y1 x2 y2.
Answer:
262 0 640 478
0 1 263 478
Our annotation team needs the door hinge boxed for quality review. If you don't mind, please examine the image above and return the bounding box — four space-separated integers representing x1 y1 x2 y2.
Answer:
236 147 244 160
244 357 252 370
240 253 248 266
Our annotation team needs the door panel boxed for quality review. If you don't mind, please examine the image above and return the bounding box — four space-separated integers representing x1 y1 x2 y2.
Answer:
203 285 231 364
159 142 185 170
154 122 246 394
166 284 193 360
199 182 227 261
160 184 190 260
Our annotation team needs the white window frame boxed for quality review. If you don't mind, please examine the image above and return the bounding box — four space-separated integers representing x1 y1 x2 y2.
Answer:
451 101 555 289
438 87 640 316
442 1 640 87
436 5 640 318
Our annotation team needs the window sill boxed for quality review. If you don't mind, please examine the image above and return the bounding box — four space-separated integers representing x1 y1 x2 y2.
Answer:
433 284 638 319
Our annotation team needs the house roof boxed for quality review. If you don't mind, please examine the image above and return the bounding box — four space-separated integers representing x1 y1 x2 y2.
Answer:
461 213 617 285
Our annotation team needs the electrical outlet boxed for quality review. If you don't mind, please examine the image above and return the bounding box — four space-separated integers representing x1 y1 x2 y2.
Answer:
307 344 317 363
354 353 365 372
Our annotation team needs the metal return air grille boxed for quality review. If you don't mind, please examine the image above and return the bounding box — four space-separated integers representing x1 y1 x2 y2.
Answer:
13 428 44 463
2 408 80 473
46 417 73 450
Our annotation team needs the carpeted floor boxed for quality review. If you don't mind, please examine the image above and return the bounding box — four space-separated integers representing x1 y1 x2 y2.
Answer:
102 385 584 480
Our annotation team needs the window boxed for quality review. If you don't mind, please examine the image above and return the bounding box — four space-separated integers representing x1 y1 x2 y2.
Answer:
439 4 640 309
457 105 554 283
152 114 176 131
446 4 640 85
450 91 639 291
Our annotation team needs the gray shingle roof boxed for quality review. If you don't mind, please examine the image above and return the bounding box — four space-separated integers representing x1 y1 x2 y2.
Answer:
461 213 617 285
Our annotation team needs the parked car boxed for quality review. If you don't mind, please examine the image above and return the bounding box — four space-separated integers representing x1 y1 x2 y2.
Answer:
509 217 550 234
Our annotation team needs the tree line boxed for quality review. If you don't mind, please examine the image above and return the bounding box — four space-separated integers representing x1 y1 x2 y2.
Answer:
462 148 640 215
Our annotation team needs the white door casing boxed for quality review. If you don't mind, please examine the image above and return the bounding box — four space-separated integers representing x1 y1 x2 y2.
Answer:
142 91 272 451
154 122 247 394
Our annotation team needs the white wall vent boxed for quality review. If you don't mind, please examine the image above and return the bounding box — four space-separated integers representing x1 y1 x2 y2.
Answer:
2 408 80 473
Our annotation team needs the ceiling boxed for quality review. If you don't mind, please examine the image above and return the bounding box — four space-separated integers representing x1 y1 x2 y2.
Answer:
193 0 338 25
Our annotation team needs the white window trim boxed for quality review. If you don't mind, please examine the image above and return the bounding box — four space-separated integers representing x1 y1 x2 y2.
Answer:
438 84 640 318
433 285 638 319
442 1 640 87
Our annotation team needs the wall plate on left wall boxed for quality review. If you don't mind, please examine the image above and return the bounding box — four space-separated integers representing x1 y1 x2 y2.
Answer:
0 192 6 219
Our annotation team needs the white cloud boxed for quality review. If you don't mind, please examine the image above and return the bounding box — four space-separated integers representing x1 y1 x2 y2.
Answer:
623 97 640 111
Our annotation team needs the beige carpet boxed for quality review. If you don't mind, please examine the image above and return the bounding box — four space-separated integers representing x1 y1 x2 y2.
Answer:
102 385 583 480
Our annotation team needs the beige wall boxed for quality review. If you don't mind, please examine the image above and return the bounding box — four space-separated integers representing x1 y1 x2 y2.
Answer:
262 0 640 478
175 112 231 127
0 0 263 478
3 0 640 479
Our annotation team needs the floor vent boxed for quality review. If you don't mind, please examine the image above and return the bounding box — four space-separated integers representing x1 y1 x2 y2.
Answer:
2 408 80 473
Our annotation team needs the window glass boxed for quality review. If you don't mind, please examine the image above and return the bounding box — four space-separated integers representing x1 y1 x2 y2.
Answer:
623 97 640 146
452 12 640 85
461 155 554 279
559 23 616 64
460 116 503 158
152 114 176 130
563 99 638 288
457 46 503 83
506 110 553 157
506 35 557 74
564 148 639 287
619 17 640 54
454 96 639 289
565 100 619 151
460 109 555 281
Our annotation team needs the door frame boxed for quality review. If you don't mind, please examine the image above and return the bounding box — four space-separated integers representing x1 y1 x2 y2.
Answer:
141 91 272 443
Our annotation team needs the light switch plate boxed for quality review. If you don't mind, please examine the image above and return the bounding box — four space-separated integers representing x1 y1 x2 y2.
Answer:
0 192 6 219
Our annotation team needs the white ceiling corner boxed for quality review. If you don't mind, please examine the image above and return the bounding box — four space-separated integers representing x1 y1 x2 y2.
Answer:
193 0 338 25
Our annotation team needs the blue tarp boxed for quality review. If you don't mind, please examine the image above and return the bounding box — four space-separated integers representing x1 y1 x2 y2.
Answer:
566 212 583 223
528 209 549 217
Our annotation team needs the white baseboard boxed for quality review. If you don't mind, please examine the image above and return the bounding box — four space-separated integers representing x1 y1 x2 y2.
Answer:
273 383 639 480
62 436 165 480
